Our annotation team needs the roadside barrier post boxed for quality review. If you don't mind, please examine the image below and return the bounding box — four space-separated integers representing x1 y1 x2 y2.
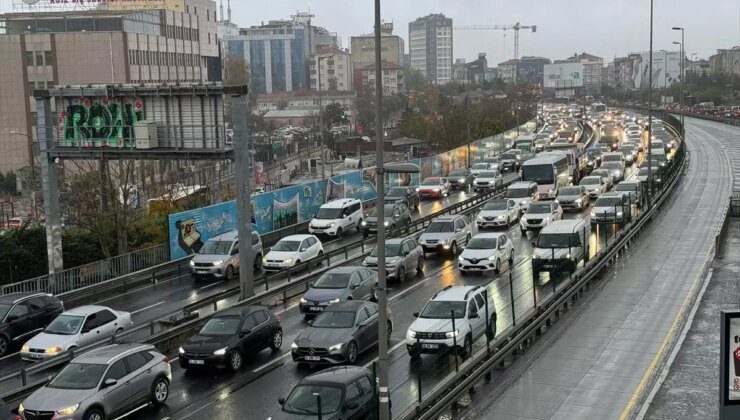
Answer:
451 310 459 373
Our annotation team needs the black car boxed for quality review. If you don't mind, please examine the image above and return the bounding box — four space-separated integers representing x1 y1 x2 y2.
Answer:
361 203 412 237
278 366 376 419
383 186 419 210
179 306 282 372
0 292 63 357
446 169 474 190
292 301 391 365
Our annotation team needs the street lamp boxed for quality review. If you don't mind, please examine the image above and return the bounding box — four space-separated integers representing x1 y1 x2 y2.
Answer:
672 27 685 131
646 0 654 208
9 131 36 184
316 53 336 180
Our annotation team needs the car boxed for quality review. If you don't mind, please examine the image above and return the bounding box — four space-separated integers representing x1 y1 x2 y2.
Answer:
601 162 624 183
179 306 282 371
406 285 496 358
21 305 133 362
384 186 419 210
417 177 450 199
277 366 376 418
590 192 633 226
520 201 563 233
19 344 172 420
476 199 519 229
0 292 64 357
4 217 23 229
579 175 608 198
309 198 363 237
447 168 474 189
189 230 263 280
292 301 390 365
458 233 514 274
614 181 642 205
499 150 522 172
262 234 324 272
590 169 614 189
584 147 603 169
619 145 636 165
299 267 377 315
419 214 475 256
555 186 590 211
362 237 424 281
505 181 539 213
361 202 411 237
532 219 591 277
469 162 494 177
472 170 503 193
636 166 662 184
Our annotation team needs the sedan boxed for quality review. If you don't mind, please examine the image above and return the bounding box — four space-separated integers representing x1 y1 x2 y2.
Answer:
601 162 624 183
473 171 503 193
476 199 519 229
363 237 424 281
299 267 377 315
384 186 419 210
179 306 282 371
520 201 563 232
21 305 132 361
417 177 450 199
458 233 514 274
591 169 614 189
579 175 609 198
555 186 590 211
292 301 391 365
447 168 474 189
262 234 324 271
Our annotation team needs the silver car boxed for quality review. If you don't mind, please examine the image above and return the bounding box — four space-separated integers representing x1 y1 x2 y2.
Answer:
363 237 424 281
19 343 172 420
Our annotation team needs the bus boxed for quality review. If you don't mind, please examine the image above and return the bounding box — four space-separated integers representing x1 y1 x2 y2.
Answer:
521 152 571 200
591 102 607 113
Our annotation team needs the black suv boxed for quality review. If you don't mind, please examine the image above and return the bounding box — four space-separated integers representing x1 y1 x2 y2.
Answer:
178 306 282 372
384 186 419 210
0 292 64 356
278 366 376 419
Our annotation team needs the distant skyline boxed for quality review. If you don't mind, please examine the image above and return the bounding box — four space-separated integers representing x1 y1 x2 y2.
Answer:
1 0 738 65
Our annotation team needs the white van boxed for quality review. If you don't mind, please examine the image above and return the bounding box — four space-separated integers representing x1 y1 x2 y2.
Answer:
531 219 590 277
309 198 363 237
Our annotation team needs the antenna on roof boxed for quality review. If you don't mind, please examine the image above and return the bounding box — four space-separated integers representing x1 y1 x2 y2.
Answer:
227 0 232 23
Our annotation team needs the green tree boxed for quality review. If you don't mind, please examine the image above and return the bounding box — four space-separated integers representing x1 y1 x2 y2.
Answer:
323 102 345 128
404 68 426 92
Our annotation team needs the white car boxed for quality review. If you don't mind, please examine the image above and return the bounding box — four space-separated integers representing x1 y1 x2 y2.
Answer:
476 199 519 229
458 233 514 273
262 234 324 271
20 305 133 361
472 171 503 193
520 201 563 233
580 175 608 198
590 169 614 189
505 181 539 213
308 198 363 237
469 162 494 177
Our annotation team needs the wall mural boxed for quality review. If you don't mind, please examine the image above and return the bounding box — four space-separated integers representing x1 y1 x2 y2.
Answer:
57 97 145 147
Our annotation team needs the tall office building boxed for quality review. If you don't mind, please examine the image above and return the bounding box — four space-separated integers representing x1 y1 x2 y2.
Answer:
0 0 220 175
350 22 404 71
408 13 452 85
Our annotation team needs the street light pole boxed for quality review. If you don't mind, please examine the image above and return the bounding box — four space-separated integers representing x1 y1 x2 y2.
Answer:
646 0 654 208
672 27 685 132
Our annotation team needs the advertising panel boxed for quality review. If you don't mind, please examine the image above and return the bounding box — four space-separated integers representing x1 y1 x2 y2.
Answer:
628 51 681 89
543 63 584 89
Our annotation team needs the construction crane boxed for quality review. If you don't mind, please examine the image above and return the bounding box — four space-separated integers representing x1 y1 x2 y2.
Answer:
454 22 537 62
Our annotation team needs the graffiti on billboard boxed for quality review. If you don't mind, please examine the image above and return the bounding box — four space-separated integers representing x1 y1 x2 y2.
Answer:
168 201 238 260
57 97 145 147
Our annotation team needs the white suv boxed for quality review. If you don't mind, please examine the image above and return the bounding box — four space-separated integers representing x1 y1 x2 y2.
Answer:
419 214 476 256
406 285 496 358
309 198 363 237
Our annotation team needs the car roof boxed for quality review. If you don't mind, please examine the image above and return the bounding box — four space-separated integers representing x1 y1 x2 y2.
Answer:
432 285 481 301
540 219 584 234
320 198 360 209
596 192 624 199
73 343 155 365
616 181 638 187
208 230 238 241
432 214 462 222
472 232 505 240
508 181 536 188
0 292 53 304
64 305 115 316
424 176 441 181
324 300 370 311
303 366 371 385
281 234 315 241
214 305 267 318
325 266 368 275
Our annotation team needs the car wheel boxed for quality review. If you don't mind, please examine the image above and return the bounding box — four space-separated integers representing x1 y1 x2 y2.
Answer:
417 257 424 274
451 242 458 255
371 288 378 302
269 330 283 351
225 265 235 280
509 249 514 263
336 227 343 237
494 258 501 273
408 347 421 359
506 216 511 227
0 335 9 357
486 314 497 339
356 219 362 231
150 377 170 406
84 409 105 420
397 265 406 282
461 335 473 359
254 254 262 271
228 349 243 372
346 341 358 364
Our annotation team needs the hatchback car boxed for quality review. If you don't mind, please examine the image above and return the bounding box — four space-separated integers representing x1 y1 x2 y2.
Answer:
363 237 424 281
579 175 608 198
21 306 133 362
476 199 519 229
590 192 633 226
417 177 450 199
0 292 63 357
447 168 474 189
360 203 411 237
520 201 563 233
458 233 514 274
555 186 589 211
19 343 171 420
384 186 419 210
299 267 377 315
179 306 282 371
262 234 324 272
472 171 503 193
292 301 391 365
419 214 475 256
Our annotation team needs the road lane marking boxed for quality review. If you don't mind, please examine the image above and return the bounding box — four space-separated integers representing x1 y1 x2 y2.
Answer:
363 340 406 369
251 351 292 373
131 301 165 315
276 302 300 315
0 352 19 361
198 281 225 291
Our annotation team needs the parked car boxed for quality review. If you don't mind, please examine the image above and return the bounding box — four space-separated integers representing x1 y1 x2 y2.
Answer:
419 214 475 256
363 237 424 281
476 199 519 229
299 267 377 315
189 230 263 280
262 234 324 272
292 301 391 365
417 177 450 199
0 292 64 357
360 203 411 237
520 201 563 233
309 198 363 237
19 344 172 420
384 186 419 210
21 305 133 362
179 306 282 371
447 168 474 189
277 366 376 419
458 233 514 274
555 186 590 211
472 171 503 193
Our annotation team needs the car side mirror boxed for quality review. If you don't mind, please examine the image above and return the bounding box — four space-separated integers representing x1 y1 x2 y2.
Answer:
469 312 479 319
103 378 117 388
351 284 360 290
300 247 307 252
413 312 419 318
344 401 360 410
278 397 286 406
455 228 462 233
231 249 238 256
46 374 54 383
6 315 17 322
82 327 92 334
309 281 315 288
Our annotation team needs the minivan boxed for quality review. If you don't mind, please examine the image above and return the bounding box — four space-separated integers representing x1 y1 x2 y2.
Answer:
309 198 363 237
532 219 590 277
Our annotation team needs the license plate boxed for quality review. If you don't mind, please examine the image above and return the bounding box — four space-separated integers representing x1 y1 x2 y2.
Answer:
304 355 321 361
28 353 42 359
542 264 554 268
422 343 439 349
196 270 209 274
310 307 322 312
189 359 205 365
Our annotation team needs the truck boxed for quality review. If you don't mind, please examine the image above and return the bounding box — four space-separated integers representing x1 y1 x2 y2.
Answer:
514 134 536 153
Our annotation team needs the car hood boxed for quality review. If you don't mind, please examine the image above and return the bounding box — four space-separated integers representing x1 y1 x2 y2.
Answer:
183 333 233 353
592 206 618 215
409 317 455 334
533 247 574 260
522 212 550 221
460 249 495 260
474 177 497 183
265 250 298 260
192 254 230 264
478 209 507 218
582 184 600 192
271 410 341 420
294 327 355 348
23 386 96 412
419 232 454 242
364 255 403 266
417 185 440 191
557 195 582 201
25 331 78 350
303 288 347 302
384 197 406 204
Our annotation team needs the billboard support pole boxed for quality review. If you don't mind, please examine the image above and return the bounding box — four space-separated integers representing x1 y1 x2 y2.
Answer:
36 95 63 280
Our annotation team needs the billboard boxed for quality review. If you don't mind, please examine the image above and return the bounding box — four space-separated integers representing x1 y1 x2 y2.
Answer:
627 51 681 90
543 63 584 89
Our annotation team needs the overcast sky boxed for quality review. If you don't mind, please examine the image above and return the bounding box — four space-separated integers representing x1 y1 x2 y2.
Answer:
1 0 737 64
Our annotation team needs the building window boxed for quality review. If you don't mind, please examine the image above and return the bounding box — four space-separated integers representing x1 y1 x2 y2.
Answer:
25 51 34 66
34 51 43 66
44 51 52 65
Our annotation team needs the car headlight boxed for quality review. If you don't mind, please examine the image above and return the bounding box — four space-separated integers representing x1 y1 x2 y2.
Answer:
488 255 497 261
520 201 526 205
291 342 298 349
565 253 572 259
189 260 195 267
549 189 554 194
328 222 335 228
18 403 24 414
458 256 464 263
445 330 459 338
213 347 228 356
284 258 294 264
212 260 224 266
458 179 464 183
575 198 582 203
262 257 268 264
178 346 185 354
300 297 307 303
439 239 448 245
617 211 624 217
408 330 417 339
362 260 368 266
328 343 343 351
532 253 540 259
478 216 484 221
415 187 420 192
590 212 596 217
361 221 367 226
45 346 62 355
329 298 341 304
21 344 29 352
384 221 390 227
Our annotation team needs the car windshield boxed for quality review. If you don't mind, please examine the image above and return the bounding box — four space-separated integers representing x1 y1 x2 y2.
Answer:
370 243 403 257
528 203 552 214
581 177 600 185
425 222 454 233
48 363 106 390
478 171 498 178
506 188 531 198
0 304 10 321
272 240 301 252
315 207 344 219
284 385 342 415
602 163 621 170
467 237 499 249
616 184 637 192
483 201 507 210
421 179 440 186
522 164 554 184
199 240 233 255
595 197 623 207
537 233 580 248
199 316 241 335
44 314 84 335
311 310 356 329
313 273 350 289
559 187 582 196
592 171 610 178
449 170 467 176
386 188 406 197
420 301 466 319
471 163 488 169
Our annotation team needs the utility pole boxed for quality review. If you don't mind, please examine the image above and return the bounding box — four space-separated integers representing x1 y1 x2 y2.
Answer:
646 0 654 208
374 1 390 418
672 27 685 133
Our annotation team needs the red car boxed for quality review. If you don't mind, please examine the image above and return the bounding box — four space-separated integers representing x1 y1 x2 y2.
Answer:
417 177 450 199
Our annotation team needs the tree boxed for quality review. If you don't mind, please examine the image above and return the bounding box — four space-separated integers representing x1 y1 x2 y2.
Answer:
404 68 427 92
323 102 345 128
